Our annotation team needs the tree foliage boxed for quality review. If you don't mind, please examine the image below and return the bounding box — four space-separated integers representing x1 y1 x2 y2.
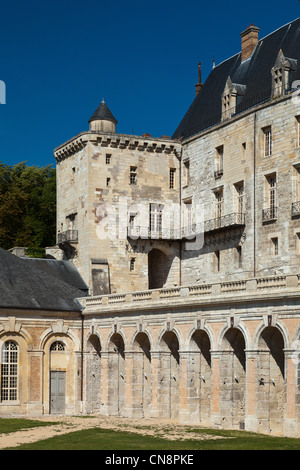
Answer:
0 162 56 256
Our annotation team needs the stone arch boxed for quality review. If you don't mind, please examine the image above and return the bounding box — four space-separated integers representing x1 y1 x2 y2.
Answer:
219 327 247 430
187 329 212 424
256 326 285 435
107 332 126 416
131 331 152 418
85 333 102 414
39 327 81 351
42 333 77 415
253 319 290 351
148 248 172 289
158 330 180 418
0 327 33 350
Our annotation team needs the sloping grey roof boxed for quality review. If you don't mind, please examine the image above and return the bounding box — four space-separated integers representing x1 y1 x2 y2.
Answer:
172 17 300 140
88 99 118 124
0 248 88 312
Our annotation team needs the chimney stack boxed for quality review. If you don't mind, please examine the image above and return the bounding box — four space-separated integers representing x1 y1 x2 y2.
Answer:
195 62 203 96
240 24 260 62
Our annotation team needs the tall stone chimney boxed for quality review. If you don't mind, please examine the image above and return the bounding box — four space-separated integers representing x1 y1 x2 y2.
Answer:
195 62 203 96
240 24 260 62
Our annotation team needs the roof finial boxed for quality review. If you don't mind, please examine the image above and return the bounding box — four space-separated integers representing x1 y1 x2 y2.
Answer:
212 56 216 69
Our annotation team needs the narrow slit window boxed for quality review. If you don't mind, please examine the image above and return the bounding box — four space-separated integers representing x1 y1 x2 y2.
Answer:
169 168 176 189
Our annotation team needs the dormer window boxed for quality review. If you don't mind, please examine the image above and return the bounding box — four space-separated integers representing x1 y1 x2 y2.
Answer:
272 50 298 98
273 68 283 97
222 77 246 121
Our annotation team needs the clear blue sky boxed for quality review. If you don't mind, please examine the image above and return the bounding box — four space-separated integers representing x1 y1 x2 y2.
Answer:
0 0 300 167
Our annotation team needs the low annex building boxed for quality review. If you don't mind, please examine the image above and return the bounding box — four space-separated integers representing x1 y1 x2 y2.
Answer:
2 18 300 438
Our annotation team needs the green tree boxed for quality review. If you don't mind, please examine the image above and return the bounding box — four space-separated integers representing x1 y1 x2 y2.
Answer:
0 162 56 257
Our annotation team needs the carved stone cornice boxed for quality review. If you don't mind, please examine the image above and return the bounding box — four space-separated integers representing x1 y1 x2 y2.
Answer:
54 131 181 161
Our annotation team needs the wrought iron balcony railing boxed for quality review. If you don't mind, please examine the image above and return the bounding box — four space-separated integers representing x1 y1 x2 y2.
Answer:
292 201 300 217
57 230 78 244
262 207 278 222
204 213 245 233
127 213 245 240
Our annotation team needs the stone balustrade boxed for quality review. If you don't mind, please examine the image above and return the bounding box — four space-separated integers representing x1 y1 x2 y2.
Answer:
81 273 300 310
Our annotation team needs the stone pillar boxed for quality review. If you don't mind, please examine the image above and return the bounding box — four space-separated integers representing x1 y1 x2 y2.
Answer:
150 352 159 418
245 350 258 433
27 350 43 416
124 351 133 417
178 352 189 423
211 351 221 427
284 349 298 437
100 352 109 415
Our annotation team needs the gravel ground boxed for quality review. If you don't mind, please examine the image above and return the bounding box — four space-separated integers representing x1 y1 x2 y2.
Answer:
0 415 225 449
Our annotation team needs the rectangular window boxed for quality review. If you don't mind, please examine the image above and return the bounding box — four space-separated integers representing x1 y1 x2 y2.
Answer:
169 168 176 189
271 237 279 256
215 250 220 272
295 166 300 202
183 160 190 186
215 189 224 219
130 258 136 271
106 177 111 187
150 204 163 233
234 182 244 213
130 166 137 185
296 233 300 255
106 154 111 164
1 341 18 401
263 127 272 157
236 246 242 268
242 142 247 160
215 146 224 178
268 174 277 217
183 201 193 235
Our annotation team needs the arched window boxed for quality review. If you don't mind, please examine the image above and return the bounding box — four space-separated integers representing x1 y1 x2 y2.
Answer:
50 341 65 352
1 341 18 401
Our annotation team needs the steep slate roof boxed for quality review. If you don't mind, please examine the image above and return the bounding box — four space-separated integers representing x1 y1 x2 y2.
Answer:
0 248 88 311
172 17 300 140
88 99 118 124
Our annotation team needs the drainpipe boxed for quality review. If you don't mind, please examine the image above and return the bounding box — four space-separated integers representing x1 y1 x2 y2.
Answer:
179 147 183 286
253 113 257 277
80 312 84 411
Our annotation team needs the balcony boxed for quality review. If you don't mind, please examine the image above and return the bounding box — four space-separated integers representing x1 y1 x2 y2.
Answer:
57 230 78 244
127 226 181 241
292 201 300 217
204 213 245 233
262 207 278 223
127 213 245 240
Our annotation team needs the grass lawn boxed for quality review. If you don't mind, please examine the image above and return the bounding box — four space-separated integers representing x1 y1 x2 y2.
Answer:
3 425 300 450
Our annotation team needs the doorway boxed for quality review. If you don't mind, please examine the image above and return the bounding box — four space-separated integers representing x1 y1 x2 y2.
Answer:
50 371 66 414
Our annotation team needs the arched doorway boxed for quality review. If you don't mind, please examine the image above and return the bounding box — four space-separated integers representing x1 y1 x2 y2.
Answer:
220 328 246 429
158 331 180 418
49 340 67 414
148 249 171 289
86 334 101 414
256 326 285 434
108 333 125 416
132 332 151 418
188 330 211 424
